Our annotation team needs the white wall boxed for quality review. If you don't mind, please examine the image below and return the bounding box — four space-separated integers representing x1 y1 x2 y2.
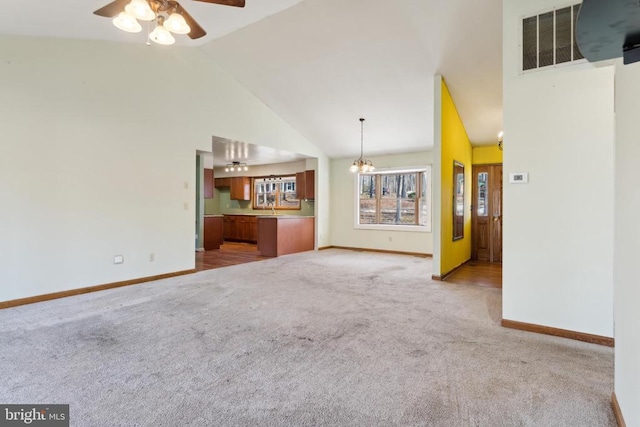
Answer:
330 152 433 254
0 35 329 302
613 58 640 427
502 0 614 336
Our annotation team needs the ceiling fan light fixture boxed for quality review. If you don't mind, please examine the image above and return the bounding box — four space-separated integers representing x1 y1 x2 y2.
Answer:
149 25 176 45
124 0 155 21
164 13 191 35
113 11 142 33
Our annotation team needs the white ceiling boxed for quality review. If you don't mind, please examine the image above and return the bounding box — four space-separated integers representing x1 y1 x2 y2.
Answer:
1 0 503 160
207 137 311 167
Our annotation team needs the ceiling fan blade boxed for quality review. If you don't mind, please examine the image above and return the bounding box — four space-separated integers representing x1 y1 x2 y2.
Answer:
192 0 245 7
176 4 207 39
93 0 130 17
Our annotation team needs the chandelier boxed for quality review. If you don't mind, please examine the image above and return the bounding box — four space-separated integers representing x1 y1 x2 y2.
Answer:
225 161 248 172
111 0 192 46
349 118 375 173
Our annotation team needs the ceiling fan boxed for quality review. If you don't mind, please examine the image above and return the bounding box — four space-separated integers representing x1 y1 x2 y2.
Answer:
94 0 245 44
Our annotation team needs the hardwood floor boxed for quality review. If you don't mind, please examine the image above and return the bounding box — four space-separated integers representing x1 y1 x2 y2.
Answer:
195 242 269 272
445 261 502 288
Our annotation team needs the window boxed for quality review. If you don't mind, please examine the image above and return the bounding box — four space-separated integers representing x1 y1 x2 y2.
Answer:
521 4 584 72
253 176 301 210
356 167 431 231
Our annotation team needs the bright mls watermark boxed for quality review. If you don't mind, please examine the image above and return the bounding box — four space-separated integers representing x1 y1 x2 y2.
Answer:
0 405 68 426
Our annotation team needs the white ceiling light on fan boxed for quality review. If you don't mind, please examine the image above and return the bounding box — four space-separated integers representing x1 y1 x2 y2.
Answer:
112 11 142 33
94 0 246 45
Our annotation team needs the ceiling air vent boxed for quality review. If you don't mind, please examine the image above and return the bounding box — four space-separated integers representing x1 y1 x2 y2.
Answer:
522 4 584 72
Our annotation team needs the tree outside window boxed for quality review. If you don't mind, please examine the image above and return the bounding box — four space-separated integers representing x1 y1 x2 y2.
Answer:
357 168 431 230
253 176 301 210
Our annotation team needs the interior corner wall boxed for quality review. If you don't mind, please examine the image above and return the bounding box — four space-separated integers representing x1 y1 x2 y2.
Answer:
0 35 328 303
440 79 472 275
329 152 434 255
613 58 640 427
502 0 614 337
472 146 503 165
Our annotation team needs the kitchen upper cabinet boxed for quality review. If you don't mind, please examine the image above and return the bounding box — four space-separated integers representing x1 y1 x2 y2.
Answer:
215 177 231 188
230 177 251 201
204 169 214 199
214 176 251 201
296 170 315 200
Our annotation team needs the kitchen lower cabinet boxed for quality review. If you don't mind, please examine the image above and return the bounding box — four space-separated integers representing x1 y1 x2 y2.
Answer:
203 216 223 250
223 215 257 243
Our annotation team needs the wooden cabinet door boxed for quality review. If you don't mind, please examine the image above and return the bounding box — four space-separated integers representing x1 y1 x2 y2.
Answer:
230 177 251 201
304 170 315 200
204 169 214 199
204 217 223 250
296 170 315 200
223 217 233 241
296 172 306 200
215 177 231 188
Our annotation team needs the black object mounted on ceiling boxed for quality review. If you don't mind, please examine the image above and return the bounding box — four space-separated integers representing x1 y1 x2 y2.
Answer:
576 0 640 65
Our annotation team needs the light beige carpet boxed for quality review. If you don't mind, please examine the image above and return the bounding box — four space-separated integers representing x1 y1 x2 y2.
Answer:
0 249 614 426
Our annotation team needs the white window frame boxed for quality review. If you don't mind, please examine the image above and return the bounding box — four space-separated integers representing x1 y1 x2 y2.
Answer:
354 165 432 233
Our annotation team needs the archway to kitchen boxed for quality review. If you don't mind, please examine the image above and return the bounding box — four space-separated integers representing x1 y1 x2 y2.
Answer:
196 136 317 271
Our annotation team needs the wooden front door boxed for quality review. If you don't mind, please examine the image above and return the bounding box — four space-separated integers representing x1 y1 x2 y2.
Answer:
472 165 503 263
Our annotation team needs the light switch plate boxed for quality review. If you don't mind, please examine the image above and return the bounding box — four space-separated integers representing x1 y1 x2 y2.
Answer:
114 255 124 264
509 172 529 184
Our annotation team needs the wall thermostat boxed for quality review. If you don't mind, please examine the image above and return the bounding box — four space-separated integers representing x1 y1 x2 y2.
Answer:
509 172 529 184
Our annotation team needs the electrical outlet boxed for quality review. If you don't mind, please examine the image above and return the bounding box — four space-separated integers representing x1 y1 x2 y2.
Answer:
149 253 155 262
388 236 393 242
183 202 189 211
114 255 124 264
184 181 189 190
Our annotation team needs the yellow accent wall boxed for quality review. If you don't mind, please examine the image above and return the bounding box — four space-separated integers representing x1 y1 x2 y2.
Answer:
472 146 503 164
440 80 473 275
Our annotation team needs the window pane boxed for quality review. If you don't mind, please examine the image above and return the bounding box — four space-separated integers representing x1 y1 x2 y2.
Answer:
419 172 428 226
380 174 416 225
279 179 298 208
477 172 488 216
359 174 377 224
522 16 538 70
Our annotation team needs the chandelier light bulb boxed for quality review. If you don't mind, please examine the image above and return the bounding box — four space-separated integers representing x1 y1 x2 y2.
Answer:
113 12 142 33
124 0 155 21
225 167 229 172
244 166 249 171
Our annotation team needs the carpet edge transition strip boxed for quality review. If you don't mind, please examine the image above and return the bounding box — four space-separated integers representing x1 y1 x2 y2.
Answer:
0 269 197 310
501 319 614 347
612 392 627 427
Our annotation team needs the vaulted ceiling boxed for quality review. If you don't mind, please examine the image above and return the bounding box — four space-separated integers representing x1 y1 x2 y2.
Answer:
1 0 502 159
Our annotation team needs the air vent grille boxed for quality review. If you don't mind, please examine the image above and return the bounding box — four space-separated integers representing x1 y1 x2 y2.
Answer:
522 4 584 72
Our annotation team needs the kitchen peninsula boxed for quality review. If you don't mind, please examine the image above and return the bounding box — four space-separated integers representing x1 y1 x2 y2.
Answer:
257 215 314 257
